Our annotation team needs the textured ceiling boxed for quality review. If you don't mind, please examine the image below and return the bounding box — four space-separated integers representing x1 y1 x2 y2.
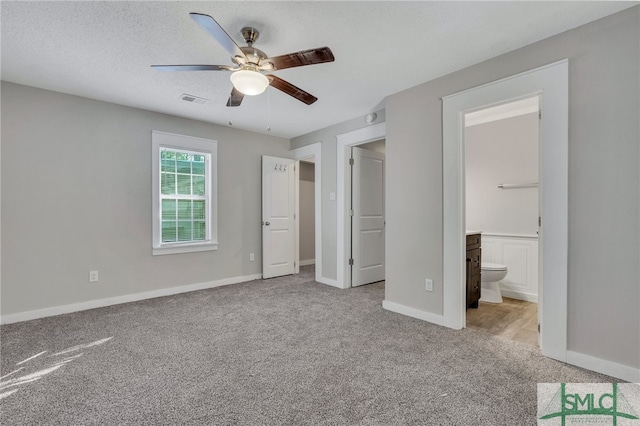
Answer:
1 1 636 139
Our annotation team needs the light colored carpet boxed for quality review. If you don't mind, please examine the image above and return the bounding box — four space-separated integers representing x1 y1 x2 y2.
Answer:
1 266 615 425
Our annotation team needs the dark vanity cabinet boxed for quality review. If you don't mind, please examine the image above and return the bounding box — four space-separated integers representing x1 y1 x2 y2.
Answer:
466 233 482 309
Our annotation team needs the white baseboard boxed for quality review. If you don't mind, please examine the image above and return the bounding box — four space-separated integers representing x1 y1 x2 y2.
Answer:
299 259 316 266
0 273 262 325
500 289 538 303
316 277 341 288
382 303 639 382
566 350 640 382
382 300 453 328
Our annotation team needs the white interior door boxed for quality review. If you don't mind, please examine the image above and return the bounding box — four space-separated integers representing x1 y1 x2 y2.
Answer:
262 156 295 279
351 147 385 287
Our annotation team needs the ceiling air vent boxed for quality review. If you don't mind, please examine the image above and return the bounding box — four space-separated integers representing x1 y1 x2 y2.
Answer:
180 94 209 104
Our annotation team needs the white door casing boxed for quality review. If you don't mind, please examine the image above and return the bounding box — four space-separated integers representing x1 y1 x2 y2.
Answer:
442 59 568 362
262 156 296 279
351 147 385 286
336 122 387 289
291 143 334 286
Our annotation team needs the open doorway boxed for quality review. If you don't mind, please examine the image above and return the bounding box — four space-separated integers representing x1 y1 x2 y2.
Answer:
292 142 328 286
463 96 540 347
336 122 387 289
350 140 385 287
442 60 568 362
298 159 316 267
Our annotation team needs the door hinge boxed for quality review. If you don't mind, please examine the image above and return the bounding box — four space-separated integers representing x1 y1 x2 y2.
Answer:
538 109 542 120
538 216 542 227
349 158 354 166
349 258 354 266
294 261 296 267
349 209 354 217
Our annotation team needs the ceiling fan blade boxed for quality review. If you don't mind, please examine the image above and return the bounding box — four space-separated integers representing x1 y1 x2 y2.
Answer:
266 75 318 105
151 65 230 71
264 47 334 71
226 87 244 107
189 13 247 62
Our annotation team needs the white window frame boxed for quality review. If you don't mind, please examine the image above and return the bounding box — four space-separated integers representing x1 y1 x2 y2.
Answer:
152 130 218 255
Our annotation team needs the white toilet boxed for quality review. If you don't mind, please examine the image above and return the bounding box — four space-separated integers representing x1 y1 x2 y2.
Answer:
480 262 508 303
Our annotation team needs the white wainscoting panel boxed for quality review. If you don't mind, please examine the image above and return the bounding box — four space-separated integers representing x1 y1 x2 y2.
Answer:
482 234 538 302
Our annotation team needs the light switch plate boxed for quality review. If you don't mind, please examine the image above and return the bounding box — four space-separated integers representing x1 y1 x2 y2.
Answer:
425 279 433 292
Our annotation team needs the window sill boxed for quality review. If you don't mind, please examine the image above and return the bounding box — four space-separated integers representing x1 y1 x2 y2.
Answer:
153 242 218 256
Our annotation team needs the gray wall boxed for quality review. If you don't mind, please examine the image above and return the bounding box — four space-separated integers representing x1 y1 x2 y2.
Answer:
386 7 638 368
299 161 315 262
465 113 539 235
1 82 292 316
291 110 386 280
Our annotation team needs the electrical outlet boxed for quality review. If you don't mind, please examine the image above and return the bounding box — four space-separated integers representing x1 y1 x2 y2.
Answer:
89 270 99 283
249 253 255 261
425 278 433 292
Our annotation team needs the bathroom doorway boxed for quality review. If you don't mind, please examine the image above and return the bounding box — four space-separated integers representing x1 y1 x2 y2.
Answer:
463 96 541 346
442 60 569 362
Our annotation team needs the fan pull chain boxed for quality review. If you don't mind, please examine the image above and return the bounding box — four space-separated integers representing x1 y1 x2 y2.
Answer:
267 86 271 132
228 79 234 126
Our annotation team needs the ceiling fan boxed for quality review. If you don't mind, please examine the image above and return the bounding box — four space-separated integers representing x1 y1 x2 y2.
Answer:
152 13 335 107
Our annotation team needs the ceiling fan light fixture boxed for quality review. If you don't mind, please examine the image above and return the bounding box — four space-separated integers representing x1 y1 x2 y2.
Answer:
230 70 269 96
153 14 334 106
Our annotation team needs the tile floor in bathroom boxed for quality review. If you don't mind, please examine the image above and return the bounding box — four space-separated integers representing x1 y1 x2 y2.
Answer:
466 297 539 347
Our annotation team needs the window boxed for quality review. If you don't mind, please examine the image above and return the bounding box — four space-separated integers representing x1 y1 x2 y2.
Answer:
152 131 217 255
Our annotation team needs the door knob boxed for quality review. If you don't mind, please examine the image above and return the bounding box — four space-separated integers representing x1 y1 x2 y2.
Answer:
265 221 270 226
